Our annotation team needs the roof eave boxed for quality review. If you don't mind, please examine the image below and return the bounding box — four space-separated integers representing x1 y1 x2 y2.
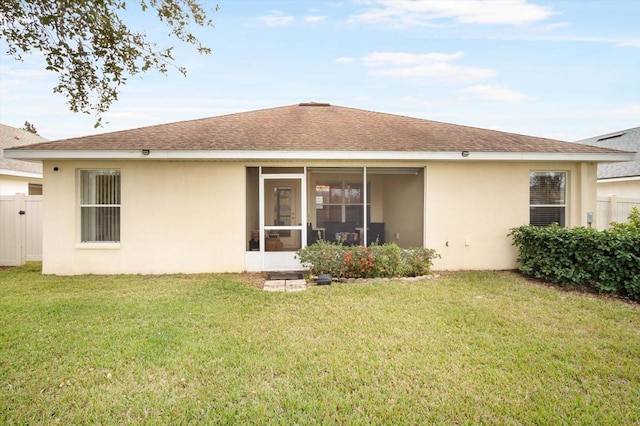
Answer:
597 175 640 183
0 168 43 179
5 149 635 163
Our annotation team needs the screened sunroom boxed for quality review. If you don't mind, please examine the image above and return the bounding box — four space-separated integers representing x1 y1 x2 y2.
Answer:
245 166 424 271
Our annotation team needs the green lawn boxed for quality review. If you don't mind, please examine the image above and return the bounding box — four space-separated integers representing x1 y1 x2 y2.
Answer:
1 263 639 424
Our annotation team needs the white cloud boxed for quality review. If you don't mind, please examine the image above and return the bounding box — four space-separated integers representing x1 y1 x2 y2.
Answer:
362 51 495 82
350 0 557 27
304 15 327 23
530 35 640 47
399 95 419 103
258 11 294 27
0 65 50 79
460 85 532 101
610 104 640 117
363 51 463 67
370 63 495 81
537 22 570 31
351 95 370 102
617 39 640 48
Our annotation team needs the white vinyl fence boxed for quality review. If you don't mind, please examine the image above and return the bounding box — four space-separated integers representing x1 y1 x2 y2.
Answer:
0 194 43 266
596 195 640 230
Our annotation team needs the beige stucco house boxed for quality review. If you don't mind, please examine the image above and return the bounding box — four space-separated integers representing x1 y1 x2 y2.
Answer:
0 124 46 195
5 103 634 275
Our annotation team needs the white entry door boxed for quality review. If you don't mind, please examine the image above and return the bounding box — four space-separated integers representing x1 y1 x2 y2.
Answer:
261 174 305 270
264 179 300 248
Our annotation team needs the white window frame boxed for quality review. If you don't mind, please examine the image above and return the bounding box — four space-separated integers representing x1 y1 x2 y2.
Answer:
78 169 121 247
315 180 370 228
529 171 567 227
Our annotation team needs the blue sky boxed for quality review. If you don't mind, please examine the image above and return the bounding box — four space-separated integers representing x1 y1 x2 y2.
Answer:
0 0 638 142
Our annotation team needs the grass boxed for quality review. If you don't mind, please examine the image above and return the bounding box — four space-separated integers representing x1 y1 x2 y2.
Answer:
1 263 639 424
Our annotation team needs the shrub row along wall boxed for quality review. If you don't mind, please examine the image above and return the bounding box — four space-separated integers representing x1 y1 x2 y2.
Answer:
296 241 439 279
510 215 640 300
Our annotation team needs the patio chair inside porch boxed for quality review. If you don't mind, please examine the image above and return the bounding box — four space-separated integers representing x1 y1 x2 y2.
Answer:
325 221 360 245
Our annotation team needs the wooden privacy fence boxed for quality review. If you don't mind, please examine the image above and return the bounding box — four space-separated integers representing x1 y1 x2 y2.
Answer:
596 195 640 230
0 194 43 266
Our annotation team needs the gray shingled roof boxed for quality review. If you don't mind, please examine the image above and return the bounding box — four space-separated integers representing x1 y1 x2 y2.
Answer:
575 127 640 179
0 124 46 175
9 104 626 155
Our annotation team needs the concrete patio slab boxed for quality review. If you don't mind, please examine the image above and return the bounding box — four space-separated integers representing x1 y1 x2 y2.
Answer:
263 278 307 292
263 279 286 292
285 279 307 292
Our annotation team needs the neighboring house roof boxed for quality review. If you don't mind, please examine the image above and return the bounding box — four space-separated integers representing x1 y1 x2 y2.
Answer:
0 124 46 177
575 127 640 180
5 103 634 162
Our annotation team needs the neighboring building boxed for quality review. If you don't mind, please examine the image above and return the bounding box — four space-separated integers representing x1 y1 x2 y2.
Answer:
575 127 639 229
5 103 633 275
0 124 46 195
575 127 639 198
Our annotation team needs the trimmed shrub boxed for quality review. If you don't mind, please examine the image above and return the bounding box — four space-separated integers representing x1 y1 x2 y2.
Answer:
509 209 640 300
399 247 440 277
368 243 403 278
295 239 344 277
296 242 438 280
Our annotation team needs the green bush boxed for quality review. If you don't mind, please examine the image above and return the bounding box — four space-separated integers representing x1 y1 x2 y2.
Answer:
399 247 440 277
342 245 376 278
509 208 640 300
610 206 640 231
368 243 403 278
295 239 344 277
296 242 439 279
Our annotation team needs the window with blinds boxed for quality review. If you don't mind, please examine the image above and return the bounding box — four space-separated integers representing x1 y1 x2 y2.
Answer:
529 171 566 227
80 170 121 242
